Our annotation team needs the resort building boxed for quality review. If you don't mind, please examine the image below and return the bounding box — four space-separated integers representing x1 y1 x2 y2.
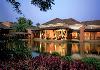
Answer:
0 22 13 33
0 22 31 40
32 18 100 42
0 19 100 41
0 22 14 40
32 18 100 56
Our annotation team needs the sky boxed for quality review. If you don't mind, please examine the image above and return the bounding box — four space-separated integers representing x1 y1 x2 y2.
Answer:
0 0 100 25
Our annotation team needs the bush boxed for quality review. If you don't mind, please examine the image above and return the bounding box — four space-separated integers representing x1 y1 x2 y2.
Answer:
81 57 98 64
81 57 100 70
62 56 72 61
51 52 60 56
0 39 32 60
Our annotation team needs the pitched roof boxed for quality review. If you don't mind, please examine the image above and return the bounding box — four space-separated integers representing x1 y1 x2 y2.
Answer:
42 18 64 25
63 18 81 25
40 26 69 30
42 18 81 25
0 24 10 29
85 28 100 32
0 22 13 29
82 20 100 25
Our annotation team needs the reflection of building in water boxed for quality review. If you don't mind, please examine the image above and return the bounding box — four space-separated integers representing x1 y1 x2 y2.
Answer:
43 43 67 56
32 41 67 56
81 42 100 55
72 43 79 53
32 41 100 56
84 43 91 53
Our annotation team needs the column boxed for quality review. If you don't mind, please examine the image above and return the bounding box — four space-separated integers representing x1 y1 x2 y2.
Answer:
79 25 85 55
90 32 91 40
61 30 63 40
54 30 57 40
65 30 67 40
77 32 80 40
45 30 47 39
80 25 85 42
94 32 95 40
27 29 33 39
40 31 42 39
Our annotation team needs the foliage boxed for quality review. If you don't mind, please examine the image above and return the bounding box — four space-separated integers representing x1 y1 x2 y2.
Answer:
82 57 97 64
27 19 33 26
62 56 72 61
51 52 60 56
6 0 21 14
13 17 33 32
0 38 32 60
11 39 32 59
0 55 96 69
81 57 100 70
6 0 55 14
36 23 40 27
95 61 100 70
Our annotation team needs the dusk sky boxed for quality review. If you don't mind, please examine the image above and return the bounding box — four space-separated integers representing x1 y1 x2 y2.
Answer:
0 0 100 25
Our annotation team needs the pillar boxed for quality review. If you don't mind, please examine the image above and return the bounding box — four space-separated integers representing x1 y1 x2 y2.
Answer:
79 25 85 55
80 25 85 42
55 30 57 40
40 31 42 39
45 30 47 39
27 28 33 39
65 30 67 40
61 29 63 40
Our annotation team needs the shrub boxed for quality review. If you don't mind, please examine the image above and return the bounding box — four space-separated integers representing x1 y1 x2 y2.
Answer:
81 57 100 70
81 57 98 64
51 52 60 56
62 56 72 61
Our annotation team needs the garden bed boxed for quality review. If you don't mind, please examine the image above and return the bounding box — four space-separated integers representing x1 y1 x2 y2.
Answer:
0 54 99 70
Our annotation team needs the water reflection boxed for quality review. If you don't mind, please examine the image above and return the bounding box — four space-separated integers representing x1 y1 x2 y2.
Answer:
32 41 100 56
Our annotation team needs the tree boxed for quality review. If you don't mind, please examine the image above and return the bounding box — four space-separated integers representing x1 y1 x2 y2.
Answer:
36 23 40 27
27 19 33 27
14 17 33 32
6 0 55 14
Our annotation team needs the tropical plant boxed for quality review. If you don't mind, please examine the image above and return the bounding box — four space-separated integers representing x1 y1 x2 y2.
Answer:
12 39 32 59
81 57 100 70
13 17 33 32
81 57 97 64
51 52 60 56
62 56 72 61
0 38 32 60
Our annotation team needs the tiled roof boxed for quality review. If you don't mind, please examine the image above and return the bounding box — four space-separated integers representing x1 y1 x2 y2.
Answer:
82 20 100 25
42 18 64 25
42 18 81 25
40 26 70 30
0 24 10 29
85 28 100 32
63 18 80 25
42 18 100 26
0 22 13 29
